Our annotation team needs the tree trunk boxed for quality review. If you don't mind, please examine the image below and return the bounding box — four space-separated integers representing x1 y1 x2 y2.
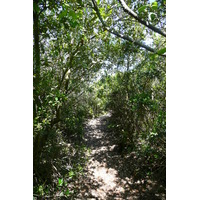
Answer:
33 0 41 118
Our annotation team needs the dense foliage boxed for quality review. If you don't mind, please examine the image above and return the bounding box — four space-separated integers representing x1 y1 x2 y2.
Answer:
96 54 166 181
33 0 165 198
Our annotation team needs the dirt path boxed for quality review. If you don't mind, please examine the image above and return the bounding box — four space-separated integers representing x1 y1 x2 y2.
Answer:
74 114 165 200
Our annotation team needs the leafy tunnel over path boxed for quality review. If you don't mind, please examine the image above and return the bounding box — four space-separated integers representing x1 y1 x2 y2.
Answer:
33 0 166 198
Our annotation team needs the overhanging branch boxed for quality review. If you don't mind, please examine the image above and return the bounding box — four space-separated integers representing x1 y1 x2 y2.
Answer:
91 0 165 56
118 0 166 37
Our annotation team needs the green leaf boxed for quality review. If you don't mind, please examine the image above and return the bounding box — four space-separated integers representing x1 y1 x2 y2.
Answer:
38 185 44 195
59 10 68 19
99 7 106 18
65 189 70 196
69 20 79 28
157 47 166 55
151 1 158 10
58 178 63 186
154 154 158 159
138 5 147 13
64 3 70 7
69 170 75 178
97 0 100 5
69 10 77 20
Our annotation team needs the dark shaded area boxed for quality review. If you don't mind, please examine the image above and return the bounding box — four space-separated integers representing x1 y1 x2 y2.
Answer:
33 129 88 199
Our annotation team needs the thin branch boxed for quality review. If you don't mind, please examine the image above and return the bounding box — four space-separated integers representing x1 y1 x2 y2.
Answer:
91 0 164 56
93 0 166 57
59 40 83 89
118 0 166 37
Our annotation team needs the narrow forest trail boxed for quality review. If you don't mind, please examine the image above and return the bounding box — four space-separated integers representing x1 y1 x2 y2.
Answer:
74 114 165 200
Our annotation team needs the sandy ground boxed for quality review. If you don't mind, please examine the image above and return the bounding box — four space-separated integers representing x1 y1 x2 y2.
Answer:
74 114 165 200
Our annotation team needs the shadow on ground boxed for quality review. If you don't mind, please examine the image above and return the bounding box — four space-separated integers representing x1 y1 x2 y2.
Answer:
73 114 165 200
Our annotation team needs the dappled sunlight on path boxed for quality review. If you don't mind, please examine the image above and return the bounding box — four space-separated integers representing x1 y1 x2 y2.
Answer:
75 114 165 200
